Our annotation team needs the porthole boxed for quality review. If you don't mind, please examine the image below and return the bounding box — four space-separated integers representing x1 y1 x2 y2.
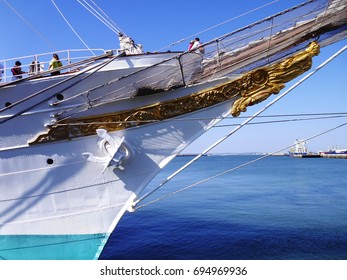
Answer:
46 158 54 165
56 94 64 101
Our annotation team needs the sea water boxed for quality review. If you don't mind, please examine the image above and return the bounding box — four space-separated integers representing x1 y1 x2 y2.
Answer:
100 155 347 260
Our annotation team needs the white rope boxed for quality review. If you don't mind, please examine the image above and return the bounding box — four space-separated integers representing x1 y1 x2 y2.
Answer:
2 0 56 50
51 0 95 56
89 0 124 34
134 43 347 207
77 0 121 34
49 113 347 128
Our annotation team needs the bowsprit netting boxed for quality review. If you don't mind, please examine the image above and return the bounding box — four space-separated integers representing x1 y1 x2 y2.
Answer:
57 0 347 120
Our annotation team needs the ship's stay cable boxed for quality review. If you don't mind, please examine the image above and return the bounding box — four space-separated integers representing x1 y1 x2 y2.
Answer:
52 112 347 129
213 114 347 127
135 120 347 211
1 0 56 50
88 0 124 33
77 0 123 34
134 42 347 207
229 112 347 119
51 0 95 56
155 0 279 52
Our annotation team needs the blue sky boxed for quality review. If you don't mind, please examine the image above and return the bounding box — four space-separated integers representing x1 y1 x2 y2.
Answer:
1 0 346 153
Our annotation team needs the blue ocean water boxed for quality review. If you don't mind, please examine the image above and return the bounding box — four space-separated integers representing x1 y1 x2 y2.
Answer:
100 155 347 260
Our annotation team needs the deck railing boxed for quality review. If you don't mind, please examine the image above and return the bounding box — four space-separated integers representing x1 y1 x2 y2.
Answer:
0 49 119 83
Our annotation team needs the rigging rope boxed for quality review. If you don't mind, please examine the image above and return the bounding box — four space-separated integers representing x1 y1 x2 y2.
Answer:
50 113 347 128
134 42 347 207
135 120 347 210
214 114 347 127
2 0 56 50
51 0 95 56
77 0 124 34
89 0 124 33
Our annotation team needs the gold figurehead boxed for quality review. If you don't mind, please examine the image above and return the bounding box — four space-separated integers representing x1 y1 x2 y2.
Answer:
231 41 320 116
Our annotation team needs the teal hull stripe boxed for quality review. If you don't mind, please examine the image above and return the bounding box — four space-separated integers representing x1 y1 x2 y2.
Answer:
0 233 109 260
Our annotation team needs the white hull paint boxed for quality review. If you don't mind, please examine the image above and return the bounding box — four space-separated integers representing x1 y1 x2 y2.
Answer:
0 65 234 258
0 98 234 236
1 0 346 260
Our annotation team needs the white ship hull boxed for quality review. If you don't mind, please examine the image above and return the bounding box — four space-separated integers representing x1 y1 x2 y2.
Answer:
0 0 346 260
0 69 233 259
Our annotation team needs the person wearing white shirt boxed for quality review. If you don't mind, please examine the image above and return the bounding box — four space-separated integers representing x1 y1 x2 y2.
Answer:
190 37 205 54
118 33 144 55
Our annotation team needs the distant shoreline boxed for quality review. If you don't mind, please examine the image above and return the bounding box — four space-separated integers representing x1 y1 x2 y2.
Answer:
177 153 347 159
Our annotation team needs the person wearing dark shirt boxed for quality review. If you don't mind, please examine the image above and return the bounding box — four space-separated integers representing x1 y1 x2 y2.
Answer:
11 61 26 80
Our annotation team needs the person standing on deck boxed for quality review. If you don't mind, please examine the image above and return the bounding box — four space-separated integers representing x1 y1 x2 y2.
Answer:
49 53 63 76
188 40 194 51
190 37 205 55
11 61 27 80
118 33 144 55
29 58 43 76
